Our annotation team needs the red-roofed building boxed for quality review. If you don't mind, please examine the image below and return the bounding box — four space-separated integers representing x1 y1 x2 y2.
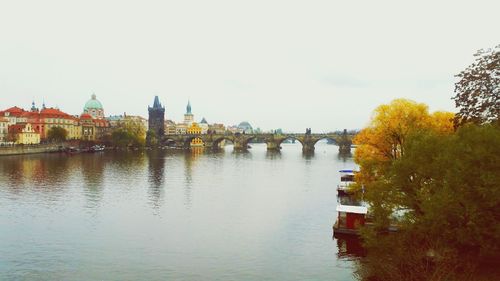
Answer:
1 100 110 143
0 106 28 125
8 123 40 144
37 107 82 140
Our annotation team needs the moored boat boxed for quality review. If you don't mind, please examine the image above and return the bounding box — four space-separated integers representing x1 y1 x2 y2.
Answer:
337 169 356 195
90 144 105 152
333 204 368 235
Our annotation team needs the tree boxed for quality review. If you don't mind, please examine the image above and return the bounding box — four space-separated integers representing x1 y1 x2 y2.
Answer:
110 119 146 148
453 45 499 126
358 124 500 281
47 127 68 142
353 99 454 188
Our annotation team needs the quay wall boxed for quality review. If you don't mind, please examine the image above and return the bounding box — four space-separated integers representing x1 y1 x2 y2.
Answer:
0 144 66 156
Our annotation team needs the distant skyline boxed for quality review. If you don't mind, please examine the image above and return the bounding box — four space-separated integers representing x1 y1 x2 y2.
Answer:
1 0 498 132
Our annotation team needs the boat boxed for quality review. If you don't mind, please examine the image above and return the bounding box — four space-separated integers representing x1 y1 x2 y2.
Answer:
337 169 356 195
65 147 80 154
333 204 368 235
90 144 105 152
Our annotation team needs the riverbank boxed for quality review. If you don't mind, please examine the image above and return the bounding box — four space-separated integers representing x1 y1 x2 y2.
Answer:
0 144 66 156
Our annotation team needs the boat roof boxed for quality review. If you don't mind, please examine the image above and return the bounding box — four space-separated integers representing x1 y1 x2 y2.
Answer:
339 169 353 172
336 204 368 214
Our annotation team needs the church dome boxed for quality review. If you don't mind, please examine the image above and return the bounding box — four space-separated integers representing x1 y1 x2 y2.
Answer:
238 121 253 133
238 121 252 129
84 94 103 111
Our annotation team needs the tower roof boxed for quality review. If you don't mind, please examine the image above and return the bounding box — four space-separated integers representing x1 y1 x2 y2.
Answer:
186 100 192 114
84 94 103 111
153 96 162 108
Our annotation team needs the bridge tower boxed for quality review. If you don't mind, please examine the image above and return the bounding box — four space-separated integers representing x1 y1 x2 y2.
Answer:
147 96 165 146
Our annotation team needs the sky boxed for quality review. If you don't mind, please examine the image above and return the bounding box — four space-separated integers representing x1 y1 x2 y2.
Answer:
0 0 498 132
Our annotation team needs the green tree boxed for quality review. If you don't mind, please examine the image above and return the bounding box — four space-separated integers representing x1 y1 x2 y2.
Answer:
47 127 68 142
358 124 500 280
110 119 146 148
453 45 499 126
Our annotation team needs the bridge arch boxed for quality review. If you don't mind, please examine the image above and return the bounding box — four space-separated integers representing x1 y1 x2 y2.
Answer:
182 135 204 149
212 136 235 150
160 137 178 147
313 136 338 146
277 136 304 147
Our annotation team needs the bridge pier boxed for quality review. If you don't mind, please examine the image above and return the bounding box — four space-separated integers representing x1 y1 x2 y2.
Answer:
233 141 247 151
338 129 352 153
302 142 315 153
266 140 281 151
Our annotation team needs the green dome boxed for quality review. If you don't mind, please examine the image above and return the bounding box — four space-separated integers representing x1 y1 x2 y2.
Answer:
84 94 103 110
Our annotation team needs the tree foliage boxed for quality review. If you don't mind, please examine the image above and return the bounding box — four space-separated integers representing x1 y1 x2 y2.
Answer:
47 127 68 142
110 119 146 148
353 99 454 188
453 45 499 126
358 124 500 281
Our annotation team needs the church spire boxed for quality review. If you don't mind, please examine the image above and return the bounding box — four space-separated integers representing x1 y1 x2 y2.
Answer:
153 96 162 108
186 100 192 114
31 100 37 112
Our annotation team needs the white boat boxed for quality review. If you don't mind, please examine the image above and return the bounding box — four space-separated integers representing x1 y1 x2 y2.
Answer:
337 169 356 195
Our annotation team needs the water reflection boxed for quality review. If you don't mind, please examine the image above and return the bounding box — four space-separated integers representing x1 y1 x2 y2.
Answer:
147 149 166 211
302 151 315 160
337 151 353 162
265 150 282 160
81 154 106 210
334 233 366 260
0 154 71 195
183 148 204 208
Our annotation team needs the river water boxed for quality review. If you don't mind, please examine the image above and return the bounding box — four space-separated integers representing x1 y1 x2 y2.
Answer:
0 142 361 280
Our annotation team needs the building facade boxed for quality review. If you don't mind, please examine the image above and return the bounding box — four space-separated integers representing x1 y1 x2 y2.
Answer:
0 117 8 142
175 123 187 135
8 123 40 144
187 122 202 134
199 118 209 134
208 123 226 134
164 120 176 135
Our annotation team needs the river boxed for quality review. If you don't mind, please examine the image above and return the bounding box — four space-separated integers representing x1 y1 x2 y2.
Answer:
0 142 362 280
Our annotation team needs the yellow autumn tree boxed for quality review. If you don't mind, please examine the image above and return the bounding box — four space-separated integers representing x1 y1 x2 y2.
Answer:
354 99 454 187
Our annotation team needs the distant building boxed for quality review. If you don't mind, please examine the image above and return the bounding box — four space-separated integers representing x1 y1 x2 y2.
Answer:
184 100 194 126
164 120 176 135
147 96 165 143
1 104 82 141
238 121 253 134
175 123 187 135
226 125 239 134
209 123 226 134
83 94 105 119
0 117 9 142
199 118 209 134
187 122 202 134
80 113 96 141
0 106 28 125
107 113 147 131
8 123 40 144
38 107 82 140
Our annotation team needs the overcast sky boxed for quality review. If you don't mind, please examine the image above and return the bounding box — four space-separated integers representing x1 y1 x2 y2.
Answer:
0 0 498 132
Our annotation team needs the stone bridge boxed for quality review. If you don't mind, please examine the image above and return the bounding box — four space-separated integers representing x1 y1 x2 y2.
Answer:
160 129 354 153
